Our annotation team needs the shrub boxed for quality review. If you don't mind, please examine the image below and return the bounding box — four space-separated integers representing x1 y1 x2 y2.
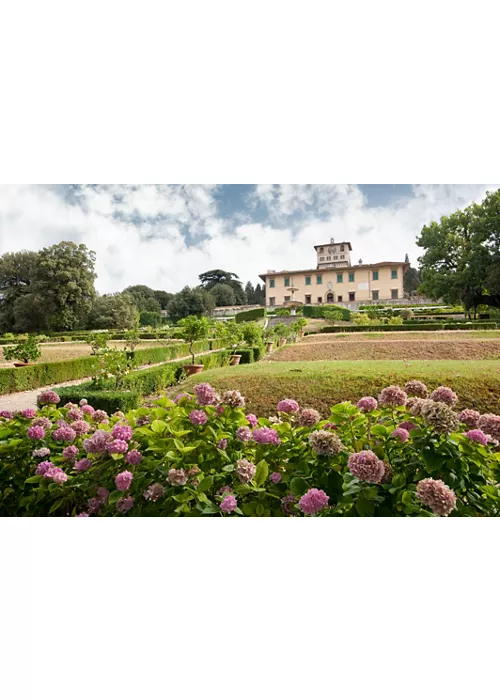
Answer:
2 383 500 517
139 311 162 327
0 356 99 395
179 316 210 363
400 309 414 321
3 336 41 364
273 308 291 316
233 348 254 364
302 305 351 321
235 307 266 322
87 332 110 355
241 322 263 346
387 316 404 326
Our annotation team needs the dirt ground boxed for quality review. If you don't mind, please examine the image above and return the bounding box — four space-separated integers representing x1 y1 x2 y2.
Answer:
270 337 500 362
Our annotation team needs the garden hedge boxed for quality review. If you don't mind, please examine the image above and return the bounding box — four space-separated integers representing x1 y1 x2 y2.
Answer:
316 322 498 334
235 308 266 323
302 305 351 321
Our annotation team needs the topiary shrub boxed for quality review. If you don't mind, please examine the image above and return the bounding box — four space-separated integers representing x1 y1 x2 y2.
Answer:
234 307 266 322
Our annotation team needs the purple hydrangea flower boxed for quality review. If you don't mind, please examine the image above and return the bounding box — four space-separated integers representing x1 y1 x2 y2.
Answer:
277 399 300 414
38 390 60 405
167 468 188 486
465 429 489 446
81 404 95 416
32 417 52 430
416 478 457 516
125 449 143 466
87 497 103 515
246 414 258 428
116 496 135 513
220 495 238 513
217 438 228 450
144 483 165 502
356 397 378 412
235 459 256 483
62 445 79 461
189 409 208 426
79 398 88 406
36 460 54 475
107 439 129 454
221 390 245 409
298 488 329 515
378 386 407 407
32 447 50 458
45 467 68 484
270 472 282 484
429 386 457 406
299 408 321 427
403 380 429 398
93 409 109 423
478 414 500 441
457 409 481 429
174 393 190 403
390 428 410 442
194 382 218 406
398 421 417 432
97 487 109 502
252 427 281 445
115 470 134 491
66 408 84 421
75 458 93 473
52 426 77 443
70 420 92 436
20 408 37 419
27 425 46 440
308 430 343 456
236 426 252 442
281 493 297 515
83 430 112 454
0 410 13 420
112 423 133 441
135 414 151 426
348 451 385 483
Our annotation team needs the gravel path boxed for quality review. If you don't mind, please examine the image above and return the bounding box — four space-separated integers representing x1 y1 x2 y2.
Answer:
0 350 218 412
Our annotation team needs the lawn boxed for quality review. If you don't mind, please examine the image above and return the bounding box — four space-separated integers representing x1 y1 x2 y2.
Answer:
172 359 500 416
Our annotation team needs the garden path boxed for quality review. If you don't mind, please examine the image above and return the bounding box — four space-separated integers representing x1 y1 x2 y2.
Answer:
0 349 219 413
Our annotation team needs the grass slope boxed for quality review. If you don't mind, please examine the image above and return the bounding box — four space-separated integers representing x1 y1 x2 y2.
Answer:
174 360 500 416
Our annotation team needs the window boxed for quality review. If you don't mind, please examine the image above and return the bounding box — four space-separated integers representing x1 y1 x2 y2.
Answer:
348 272 355 282
334 255 338 260
337 295 343 302
326 256 331 261
372 290 379 301
284 296 291 302
269 279 275 288
349 292 356 301
391 289 398 299
284 277 290 287
319 256 324 261
319 247 324 253
340 244 345 252
305 295 311 304
316 275 322 285
317 297 322 303
305 276 311 285
269 297 275 306
391 269 398 279
340 255 345 259
372 270 379 281
337 273 343 283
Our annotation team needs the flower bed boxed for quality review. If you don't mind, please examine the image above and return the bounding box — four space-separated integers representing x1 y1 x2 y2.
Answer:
1 380 500 517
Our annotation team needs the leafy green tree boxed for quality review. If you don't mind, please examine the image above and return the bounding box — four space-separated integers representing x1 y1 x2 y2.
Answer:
208 283 236 307
139 311 162 327
153 290 173 310
403 254 421 298
417 189 500 311
167 286 215 322
87 332 110 355
88 293 139 330
179 315 210 363
244 281 255 304
4 336 41 364
0 250 40 332
254 283 265 305
199 269 246 305
123 285 161 313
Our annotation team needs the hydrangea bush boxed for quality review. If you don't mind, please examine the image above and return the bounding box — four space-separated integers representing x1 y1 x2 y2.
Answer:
1 381 500 517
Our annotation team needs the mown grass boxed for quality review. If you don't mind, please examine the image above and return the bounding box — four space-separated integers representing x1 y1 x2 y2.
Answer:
302 329 500 341
174 359 500 416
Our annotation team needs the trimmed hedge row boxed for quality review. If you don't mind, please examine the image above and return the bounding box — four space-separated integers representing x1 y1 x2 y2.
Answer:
50 350 232 411
232 345 266 364
0 339 225 396
302 305 351 321
235 308 266 323
317 323 498 334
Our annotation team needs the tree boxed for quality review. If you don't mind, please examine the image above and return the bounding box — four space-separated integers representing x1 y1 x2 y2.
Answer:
245 281 255 304
403 253 421 298
4 336 41 364
139 311 162 327
179 315 210 364
33 242 97 331
88 292 139 330
417 189 500 311
254 283 265 305
208 283 236 307
123 285 161 313
199 269 246 305
0 250 40 332
153 290 173 310
167 286 215 322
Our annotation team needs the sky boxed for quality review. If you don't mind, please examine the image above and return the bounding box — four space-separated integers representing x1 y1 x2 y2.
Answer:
0 184 497 294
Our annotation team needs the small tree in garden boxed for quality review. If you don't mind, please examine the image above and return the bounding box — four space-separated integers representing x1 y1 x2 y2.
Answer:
123 328 141 352
93 349 131 390
179 315 210 364
87 332 110 356
216 320 244 351
290 318 307 340
323 309 343 323
4 335 41 364
241 322 262 347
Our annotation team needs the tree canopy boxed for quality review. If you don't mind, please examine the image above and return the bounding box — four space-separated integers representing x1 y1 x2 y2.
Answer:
403 253 421 298
208 282 236 306
123 285 162 313
167 286 216 322
417 189 500 310
88 292 139 330
199 269 246 305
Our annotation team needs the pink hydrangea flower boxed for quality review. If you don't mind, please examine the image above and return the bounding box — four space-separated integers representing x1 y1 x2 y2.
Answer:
299 408 321 427
430 386 457 406
32 447 50 458
52 426 76 443
174 393 190 403
33 417 52 430
107 439 129 454
144 483 165 502
235 459 256 483
167 468 188 486
0 410 14 420
70 420 92 436
87 497 103 515
465 429 489 446
93 409 109 423
83 429 112 454
390 428 410 442
20 408 37 419
246 414 258 427
398 421 417 432
79 399 88 406
281 493 297 515
116 496 135 513
36 460 54 475
38 390 60 405
457 409 481 429
217 438 228 450
194 382 218 406
97 487 109 502
357 397 378 412
252 427 281 445
112 424 133 441
378 386 407 407
64 402 79 410
308 430 343 455
189 409 208 426
236 426 252 442
81 404 95 416
348 451 385 483
220 495 238 513
125 449 143 465
63 445 79 461
277 399 300 413
403 380 429 398
135 414 151 426
45 467 68 484
66 408 84 421
416 478 457 516
115 470 134 491
298 488 329 515
216 406 225 415
322 422 338 431
270 472 282 484
478 414 500 441
27 425 45 440
221 390 245 409
75 458 93 473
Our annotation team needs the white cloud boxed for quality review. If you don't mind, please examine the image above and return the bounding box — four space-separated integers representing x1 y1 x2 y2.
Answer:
0 184 498 294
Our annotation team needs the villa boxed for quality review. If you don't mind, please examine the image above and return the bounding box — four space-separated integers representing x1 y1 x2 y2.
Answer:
259 239 408 308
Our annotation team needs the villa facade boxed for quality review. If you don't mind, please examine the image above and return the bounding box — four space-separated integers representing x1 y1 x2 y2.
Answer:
259 239 408 308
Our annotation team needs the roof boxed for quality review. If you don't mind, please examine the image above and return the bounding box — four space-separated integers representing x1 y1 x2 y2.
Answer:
313 241 353 251
259 261 408 281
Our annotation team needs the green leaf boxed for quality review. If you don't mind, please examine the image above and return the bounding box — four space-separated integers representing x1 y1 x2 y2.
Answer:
25 475 43 484
391 473 406 488
290 477 309 496
254 460 269 487
256 503 265 516
173 491 193 503
198 477 213 492
173 439 185 452
371 425 389 437
355 495 375 517
241 502 257 515
402 490 413 505
108 490 123 505
49 498 65 514
151 419 167 434
201 502 219 515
